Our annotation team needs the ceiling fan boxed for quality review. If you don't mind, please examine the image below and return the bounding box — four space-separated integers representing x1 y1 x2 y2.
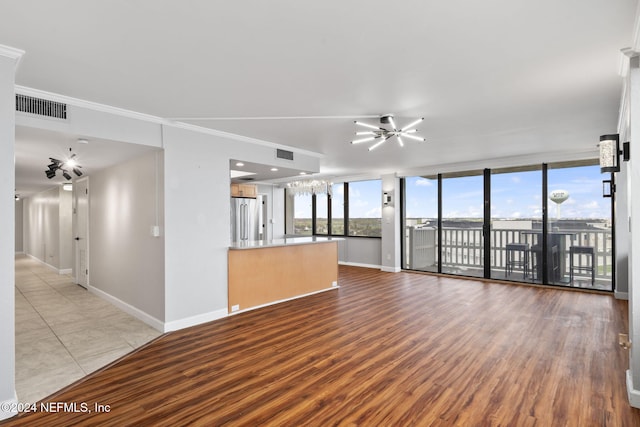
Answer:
350 115 427 151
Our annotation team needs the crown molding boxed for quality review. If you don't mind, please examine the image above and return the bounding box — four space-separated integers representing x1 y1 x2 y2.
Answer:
0 44 25 67
14 85 324 159
168 121 324 158
15 85 166 124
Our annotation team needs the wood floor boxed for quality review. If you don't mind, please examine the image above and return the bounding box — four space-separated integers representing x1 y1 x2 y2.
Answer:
3 266 639 426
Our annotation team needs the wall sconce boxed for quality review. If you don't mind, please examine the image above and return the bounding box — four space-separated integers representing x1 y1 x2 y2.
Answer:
382 191 393 206
599 134 630 173
602 180 614 198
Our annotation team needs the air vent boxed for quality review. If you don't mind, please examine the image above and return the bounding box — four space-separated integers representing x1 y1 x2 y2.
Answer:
239 177 255 181
276 149 294 161
16 94 67 119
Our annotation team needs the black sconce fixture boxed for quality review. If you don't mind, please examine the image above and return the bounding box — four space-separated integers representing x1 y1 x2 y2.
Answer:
599 134 630 173
44 148 83 180
602 180 614 198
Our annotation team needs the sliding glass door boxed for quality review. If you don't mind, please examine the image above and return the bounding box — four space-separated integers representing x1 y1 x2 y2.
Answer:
441 172 484 277
547 163 613 290
401 160 613 290
489 167 542 283
403 175 438 272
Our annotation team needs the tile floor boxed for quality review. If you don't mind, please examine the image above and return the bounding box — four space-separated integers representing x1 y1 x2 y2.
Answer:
14 255 162 403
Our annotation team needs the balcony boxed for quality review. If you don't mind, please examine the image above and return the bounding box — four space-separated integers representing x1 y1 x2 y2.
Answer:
406 225 612 291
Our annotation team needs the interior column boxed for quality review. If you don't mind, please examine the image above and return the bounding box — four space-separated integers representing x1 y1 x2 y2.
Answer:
0 44 24 421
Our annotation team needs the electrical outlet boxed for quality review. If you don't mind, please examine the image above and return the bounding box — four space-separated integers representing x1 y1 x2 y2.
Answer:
231 304 240 312
332 281 338 287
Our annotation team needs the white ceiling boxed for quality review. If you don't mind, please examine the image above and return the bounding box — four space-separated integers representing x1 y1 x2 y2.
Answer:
2 0 638 194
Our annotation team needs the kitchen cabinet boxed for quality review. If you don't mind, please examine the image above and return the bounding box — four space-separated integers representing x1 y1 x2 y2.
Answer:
231 183 257 198
228 237 340 313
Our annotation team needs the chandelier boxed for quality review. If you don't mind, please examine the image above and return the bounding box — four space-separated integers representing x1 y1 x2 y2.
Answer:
350 115 426 151
286 179 333 196
45 148 83 180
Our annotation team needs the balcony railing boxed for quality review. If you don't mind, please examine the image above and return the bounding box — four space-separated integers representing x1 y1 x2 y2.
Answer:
406 226 612 289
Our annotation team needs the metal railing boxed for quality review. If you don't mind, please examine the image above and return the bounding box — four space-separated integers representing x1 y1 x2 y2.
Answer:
406 226 612 286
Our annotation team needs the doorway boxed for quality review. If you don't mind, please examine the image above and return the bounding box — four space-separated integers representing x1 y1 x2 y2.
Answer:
73 177 89 288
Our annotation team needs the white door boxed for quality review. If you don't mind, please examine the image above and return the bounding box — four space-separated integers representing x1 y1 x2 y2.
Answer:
73 178 89 288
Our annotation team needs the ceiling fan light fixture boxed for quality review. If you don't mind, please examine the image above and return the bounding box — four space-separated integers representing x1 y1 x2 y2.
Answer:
401 117 424 131
388 116 397 131
354 121 381 131
402 133 427 142
351 136 376 144
368 137 388 151
350 115 427 151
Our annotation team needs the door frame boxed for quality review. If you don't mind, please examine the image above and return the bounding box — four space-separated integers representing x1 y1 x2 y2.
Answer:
72 177 89 288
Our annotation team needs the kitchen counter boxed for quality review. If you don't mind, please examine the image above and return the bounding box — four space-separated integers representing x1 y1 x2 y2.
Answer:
228 237 340 313
229 236 343 250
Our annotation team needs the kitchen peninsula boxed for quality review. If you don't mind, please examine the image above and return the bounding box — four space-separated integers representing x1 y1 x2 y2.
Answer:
228 237 341 313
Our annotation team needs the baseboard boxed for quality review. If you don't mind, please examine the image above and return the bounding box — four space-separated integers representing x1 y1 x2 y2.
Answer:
163 308 229 332
616 291 629 300
229 286 338 316
339 261 381 270
381 266 401 273
627 370 640 408
24 253 71 275
88 285 164 332
0 392 18 421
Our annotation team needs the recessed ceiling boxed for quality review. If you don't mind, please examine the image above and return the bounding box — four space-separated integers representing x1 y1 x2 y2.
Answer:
229 159 312 184
15 126 160 197
2 0 638 186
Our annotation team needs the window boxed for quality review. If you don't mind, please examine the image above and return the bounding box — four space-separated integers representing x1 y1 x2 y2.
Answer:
331 183 345 235
315 193 328 235
286 180 381 238
348 180 382 237
400 161 613 291
292 193 312 235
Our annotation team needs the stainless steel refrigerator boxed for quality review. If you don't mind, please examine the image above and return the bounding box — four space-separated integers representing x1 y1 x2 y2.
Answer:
231 196 263 242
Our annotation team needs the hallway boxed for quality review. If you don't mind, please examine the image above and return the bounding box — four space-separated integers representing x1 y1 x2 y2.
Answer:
14 255 162 403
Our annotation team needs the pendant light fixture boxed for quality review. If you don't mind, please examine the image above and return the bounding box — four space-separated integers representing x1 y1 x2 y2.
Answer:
350 115 427 151
45 147 83 180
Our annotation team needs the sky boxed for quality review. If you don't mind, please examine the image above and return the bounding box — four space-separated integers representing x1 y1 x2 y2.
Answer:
405 164 611 220
295 164 611 220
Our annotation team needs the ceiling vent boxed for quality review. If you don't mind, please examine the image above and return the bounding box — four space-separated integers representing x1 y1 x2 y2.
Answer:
276 149 294 161
16 94 67 119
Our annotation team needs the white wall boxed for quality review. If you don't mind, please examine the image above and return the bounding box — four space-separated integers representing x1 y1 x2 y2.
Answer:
14 199 23 253
627 57 640 407
89 150 165 325
0 45 22 421
381 174 401 272
22 186 73 272
338 237 382 268
162 125 320 330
